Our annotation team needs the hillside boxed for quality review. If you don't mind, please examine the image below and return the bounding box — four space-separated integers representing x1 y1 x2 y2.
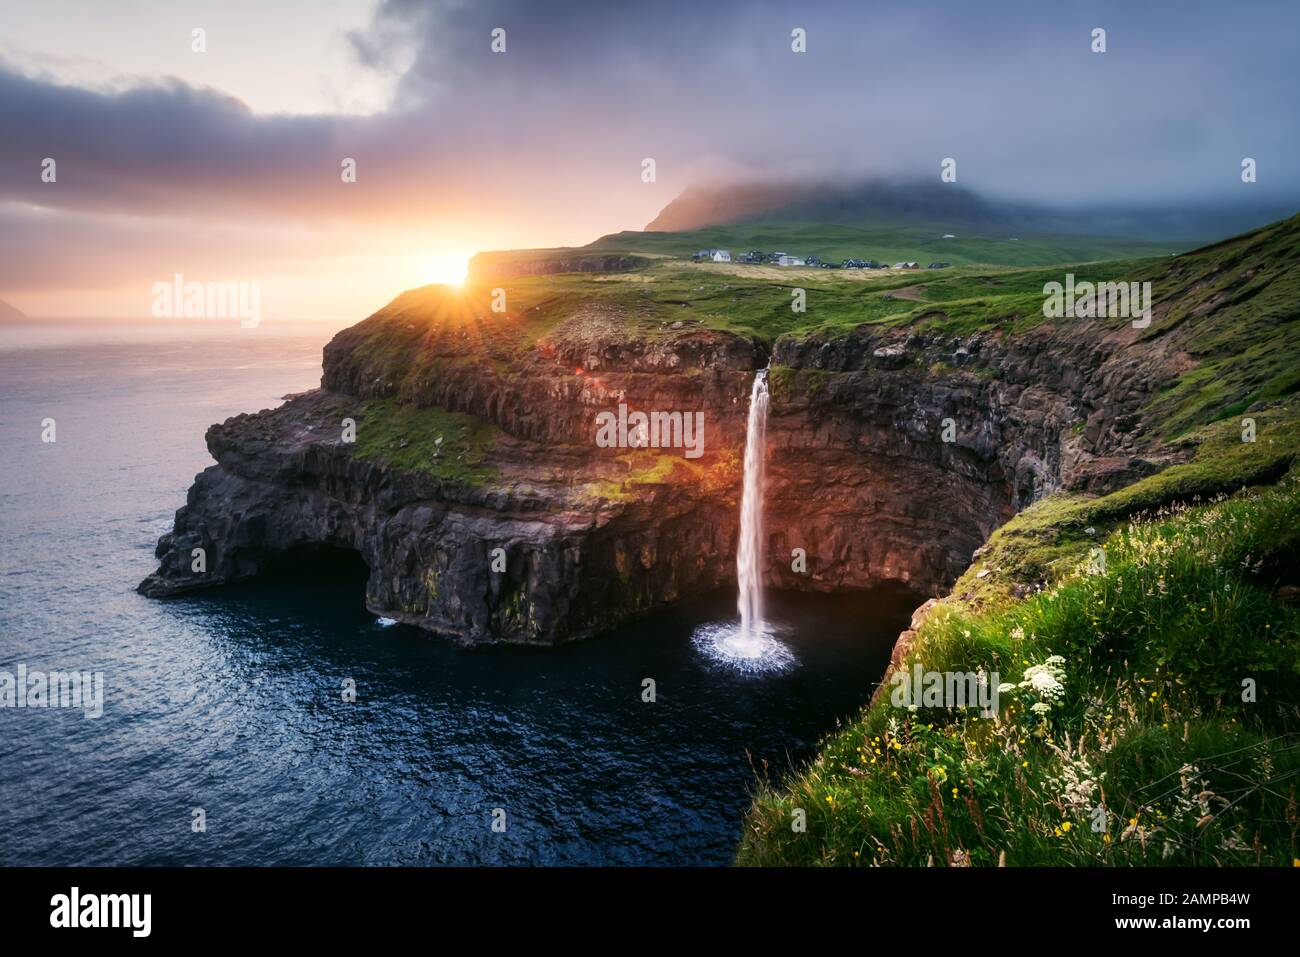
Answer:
0 298 27 321
584 221 1181 269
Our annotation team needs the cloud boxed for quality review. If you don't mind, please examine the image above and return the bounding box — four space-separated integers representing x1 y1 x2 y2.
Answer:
1 0 1298 315
4 0 1299 222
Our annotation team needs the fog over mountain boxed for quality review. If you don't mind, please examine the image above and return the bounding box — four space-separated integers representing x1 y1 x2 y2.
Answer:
647 179 1299 241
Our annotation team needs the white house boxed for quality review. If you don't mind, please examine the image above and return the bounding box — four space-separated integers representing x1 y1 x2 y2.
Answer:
777 254 805 266
710 249 732 262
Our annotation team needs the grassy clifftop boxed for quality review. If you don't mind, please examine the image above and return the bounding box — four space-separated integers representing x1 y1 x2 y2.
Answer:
450 213 1298 355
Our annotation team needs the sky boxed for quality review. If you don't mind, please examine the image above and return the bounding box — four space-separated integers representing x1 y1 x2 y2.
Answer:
1 0 1297 319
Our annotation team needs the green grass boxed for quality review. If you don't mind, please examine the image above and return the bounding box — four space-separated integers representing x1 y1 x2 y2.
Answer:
738 456 1300 866
583 220 1184 268
352 397 500 485
1123 215 1300 436
586 447 742 504
954 398 1300 610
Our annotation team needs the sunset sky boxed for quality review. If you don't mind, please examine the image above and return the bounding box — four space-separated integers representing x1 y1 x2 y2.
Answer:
2 0 1298 319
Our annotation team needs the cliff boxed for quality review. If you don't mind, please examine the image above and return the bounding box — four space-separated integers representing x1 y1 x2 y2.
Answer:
141 214 1300 648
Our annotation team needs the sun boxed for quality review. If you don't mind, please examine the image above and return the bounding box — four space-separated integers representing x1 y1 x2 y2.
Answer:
426 251 470 287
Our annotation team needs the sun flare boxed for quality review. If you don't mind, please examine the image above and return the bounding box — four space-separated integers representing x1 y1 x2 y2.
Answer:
426 252 470 286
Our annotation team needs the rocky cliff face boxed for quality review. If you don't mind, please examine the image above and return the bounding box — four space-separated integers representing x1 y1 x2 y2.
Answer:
140 281 1183 645
763 313 1185 595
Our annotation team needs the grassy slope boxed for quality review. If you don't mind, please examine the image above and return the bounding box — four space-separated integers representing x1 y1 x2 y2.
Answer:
738 422 1300 866
1130 215 1300 436
352 397 500 485
453 215 1299 404
449 258 1164 349
584 220 1184 268
736 217 1300 867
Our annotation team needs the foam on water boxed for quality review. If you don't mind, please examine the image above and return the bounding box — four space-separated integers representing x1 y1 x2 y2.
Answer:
691 620 797 675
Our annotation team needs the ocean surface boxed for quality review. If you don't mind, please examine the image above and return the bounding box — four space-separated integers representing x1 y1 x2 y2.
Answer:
0 319 916 866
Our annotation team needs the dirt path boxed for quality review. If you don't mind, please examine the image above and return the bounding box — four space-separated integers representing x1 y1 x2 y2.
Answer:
884 284 927 301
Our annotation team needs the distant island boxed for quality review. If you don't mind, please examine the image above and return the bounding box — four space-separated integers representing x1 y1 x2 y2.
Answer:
0 298 27 322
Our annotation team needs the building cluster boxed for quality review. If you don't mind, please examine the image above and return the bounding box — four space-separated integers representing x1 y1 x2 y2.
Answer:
691 249 951 270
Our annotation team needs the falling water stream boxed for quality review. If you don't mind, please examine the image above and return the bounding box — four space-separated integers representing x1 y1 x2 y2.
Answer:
735 366 770 645
691 364 794 672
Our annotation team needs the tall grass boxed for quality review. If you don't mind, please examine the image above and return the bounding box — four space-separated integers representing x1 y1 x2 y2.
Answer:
738 474 1300 866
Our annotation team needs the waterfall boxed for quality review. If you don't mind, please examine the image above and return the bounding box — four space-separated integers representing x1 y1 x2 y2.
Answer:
692 363 791 672
734 366 769 646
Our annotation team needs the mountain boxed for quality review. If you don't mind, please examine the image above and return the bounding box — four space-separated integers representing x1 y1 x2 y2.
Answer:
646 178 1028 233
645 177 1299 243
465 180 1297 281
0 298 27 321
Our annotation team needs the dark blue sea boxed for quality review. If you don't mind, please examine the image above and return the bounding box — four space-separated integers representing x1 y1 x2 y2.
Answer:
0 319 915 865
